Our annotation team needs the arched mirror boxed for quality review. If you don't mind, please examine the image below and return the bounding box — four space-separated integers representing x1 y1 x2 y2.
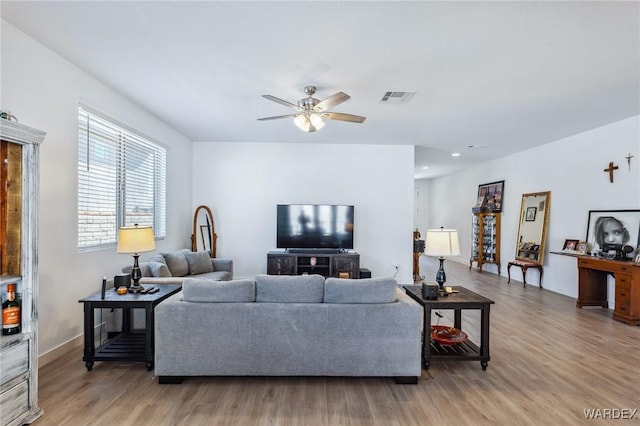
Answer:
191 205 217 257
515 191 551 265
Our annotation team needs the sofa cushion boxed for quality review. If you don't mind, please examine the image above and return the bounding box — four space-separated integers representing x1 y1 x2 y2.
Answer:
147 253 167 265
324 277 397 304
186 251 214 275
161 249 190 277
182 278 256 303
149 261 172 277
255 274 324 303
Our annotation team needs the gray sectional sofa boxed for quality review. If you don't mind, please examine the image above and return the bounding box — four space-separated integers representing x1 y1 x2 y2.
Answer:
155 274 423 384
122 248 233 285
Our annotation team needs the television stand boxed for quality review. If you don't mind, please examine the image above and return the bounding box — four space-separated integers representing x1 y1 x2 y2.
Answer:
286 248 343 254
267 250 360 278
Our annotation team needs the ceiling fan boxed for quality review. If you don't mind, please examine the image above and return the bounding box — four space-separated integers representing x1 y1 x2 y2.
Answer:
258 86 366 132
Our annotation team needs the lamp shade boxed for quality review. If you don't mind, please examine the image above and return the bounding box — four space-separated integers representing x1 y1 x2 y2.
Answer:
117 225 156 254
425 228 460 257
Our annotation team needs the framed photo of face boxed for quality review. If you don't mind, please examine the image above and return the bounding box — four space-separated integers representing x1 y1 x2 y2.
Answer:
586 210 640 253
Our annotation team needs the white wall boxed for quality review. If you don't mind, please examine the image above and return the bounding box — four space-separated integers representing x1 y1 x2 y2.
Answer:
423 115 640 306
414 179 431 235
1 21 194 357
192 142 415 282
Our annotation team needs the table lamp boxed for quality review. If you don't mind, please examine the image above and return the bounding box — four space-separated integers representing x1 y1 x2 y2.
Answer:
425 227 460 294
117 224 156 293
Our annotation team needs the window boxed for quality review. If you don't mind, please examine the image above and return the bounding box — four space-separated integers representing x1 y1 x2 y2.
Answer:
78 106 166 250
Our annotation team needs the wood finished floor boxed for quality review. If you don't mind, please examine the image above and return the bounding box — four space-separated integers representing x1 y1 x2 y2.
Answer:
34 258 640 425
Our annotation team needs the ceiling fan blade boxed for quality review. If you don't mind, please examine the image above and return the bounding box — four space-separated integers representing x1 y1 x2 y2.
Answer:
262 95 300 109
314 92 350 112
322 112 366 123
257 114 299 121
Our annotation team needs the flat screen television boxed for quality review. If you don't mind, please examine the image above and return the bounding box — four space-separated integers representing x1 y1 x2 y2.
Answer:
276 204 354 251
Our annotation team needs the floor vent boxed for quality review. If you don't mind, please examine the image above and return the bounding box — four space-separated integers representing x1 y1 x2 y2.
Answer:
379 91 416 104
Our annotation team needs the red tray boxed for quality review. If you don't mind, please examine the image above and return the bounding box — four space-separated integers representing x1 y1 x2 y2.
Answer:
430 325 468 345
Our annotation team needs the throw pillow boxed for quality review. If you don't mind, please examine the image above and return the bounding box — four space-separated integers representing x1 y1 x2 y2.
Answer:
122 262 151 277
148 261 172 277
147 253 167 265
161 250 190 277
185 251 214 275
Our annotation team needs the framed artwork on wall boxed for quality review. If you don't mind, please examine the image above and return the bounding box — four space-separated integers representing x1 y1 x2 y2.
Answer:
525 207 537 221
586 210 640 254
477 180 505 213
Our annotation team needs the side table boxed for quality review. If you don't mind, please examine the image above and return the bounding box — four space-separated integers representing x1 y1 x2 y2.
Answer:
403 285 494 370
79 284 181 371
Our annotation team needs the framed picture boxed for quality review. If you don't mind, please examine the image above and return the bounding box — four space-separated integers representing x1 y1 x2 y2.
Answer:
525 207 537 221
576 241 589 255
562 239 579 251
477 180 504 213
586 210 640 254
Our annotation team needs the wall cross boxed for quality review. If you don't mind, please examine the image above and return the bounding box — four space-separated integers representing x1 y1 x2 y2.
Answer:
604 161 618 183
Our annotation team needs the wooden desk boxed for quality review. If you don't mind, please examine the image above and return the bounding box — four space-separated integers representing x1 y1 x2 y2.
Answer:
573 256 640 326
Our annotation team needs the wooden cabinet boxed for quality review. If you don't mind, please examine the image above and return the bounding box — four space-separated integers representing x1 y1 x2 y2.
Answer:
469 212 501 273
1 120 45 426
577 256 640 325
267 251 360 278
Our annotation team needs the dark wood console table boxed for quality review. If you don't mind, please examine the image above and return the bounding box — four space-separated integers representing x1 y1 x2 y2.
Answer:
403 285 494 370
79 284 181 371
267 250 360 278
553 252 640 326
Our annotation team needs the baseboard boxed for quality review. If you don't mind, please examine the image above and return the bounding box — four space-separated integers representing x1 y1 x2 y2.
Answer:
38 334 83 368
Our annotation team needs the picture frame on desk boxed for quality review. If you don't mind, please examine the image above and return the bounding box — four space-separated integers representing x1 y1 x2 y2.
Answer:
586 209 640 253
576 241 589 255
562 239 579 251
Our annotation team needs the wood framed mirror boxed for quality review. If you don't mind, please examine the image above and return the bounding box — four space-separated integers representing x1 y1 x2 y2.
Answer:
191 205 217 257
515 191 551 265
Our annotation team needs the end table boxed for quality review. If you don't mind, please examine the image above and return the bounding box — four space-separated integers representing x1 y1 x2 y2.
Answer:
403 285 494 370
79 284 181 371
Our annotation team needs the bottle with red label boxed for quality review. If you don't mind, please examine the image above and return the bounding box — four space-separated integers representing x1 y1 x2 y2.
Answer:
2 283 21 335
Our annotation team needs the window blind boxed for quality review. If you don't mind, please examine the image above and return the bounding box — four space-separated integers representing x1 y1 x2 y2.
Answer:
78 107 166 250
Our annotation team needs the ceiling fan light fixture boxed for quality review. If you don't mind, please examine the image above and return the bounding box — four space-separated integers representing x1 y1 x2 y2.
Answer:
260 85 364 131
294 113 325 132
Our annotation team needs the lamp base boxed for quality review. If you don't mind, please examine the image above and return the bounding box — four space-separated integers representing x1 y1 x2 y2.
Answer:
130 254 145 293
128 284 145 293
436 257 448 297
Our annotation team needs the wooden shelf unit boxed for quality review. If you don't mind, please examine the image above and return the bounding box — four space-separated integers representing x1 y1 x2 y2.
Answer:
469 212 501 274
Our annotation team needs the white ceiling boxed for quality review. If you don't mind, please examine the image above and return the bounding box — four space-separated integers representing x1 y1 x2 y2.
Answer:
2 1 639 178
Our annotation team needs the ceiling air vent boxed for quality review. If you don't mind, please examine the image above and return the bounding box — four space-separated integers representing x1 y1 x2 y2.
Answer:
379 91 416 104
